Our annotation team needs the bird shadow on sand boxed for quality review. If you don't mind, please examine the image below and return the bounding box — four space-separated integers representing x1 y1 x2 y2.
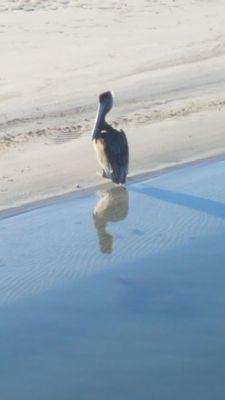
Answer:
131 185 225 220
93 186 129 254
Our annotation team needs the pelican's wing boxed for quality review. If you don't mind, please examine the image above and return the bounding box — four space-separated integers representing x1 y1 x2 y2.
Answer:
104 128 129 184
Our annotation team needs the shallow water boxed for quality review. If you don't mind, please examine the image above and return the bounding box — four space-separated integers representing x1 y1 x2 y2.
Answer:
0 160 225 399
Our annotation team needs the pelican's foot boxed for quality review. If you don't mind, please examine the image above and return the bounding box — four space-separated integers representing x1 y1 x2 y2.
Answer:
96 170 111 179
96 170 112 181
102 170 110 179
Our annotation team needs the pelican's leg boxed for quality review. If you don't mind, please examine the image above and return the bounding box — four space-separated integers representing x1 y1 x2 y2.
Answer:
96 170 110 179
102 169 112 179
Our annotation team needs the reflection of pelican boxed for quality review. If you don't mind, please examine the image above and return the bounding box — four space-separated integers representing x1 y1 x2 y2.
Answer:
92 91 129 184
93 187 129 253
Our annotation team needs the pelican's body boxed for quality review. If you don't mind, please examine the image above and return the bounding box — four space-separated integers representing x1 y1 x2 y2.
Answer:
92 91 129 184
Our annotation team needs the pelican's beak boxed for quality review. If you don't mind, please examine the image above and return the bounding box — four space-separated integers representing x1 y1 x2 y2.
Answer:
92 102 105 140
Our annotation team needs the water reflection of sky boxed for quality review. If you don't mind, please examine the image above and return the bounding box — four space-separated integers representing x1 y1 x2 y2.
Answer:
0 160 225 399
1 160 225 305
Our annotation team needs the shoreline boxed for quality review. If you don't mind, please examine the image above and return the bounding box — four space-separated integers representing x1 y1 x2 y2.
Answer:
1 106 225 213
1 151 225 221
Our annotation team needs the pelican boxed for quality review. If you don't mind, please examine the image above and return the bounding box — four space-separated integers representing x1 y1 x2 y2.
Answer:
92 91 129 184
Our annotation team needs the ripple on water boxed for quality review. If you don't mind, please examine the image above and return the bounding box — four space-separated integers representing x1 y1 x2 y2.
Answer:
1 159 225 306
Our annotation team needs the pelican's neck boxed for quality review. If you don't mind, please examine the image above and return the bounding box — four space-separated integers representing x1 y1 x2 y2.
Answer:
92 103 110 140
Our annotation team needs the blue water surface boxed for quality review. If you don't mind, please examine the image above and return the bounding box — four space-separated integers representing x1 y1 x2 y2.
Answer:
0 160 225 400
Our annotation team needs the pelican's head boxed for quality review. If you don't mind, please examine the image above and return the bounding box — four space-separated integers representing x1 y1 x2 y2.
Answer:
99 91 113 115
92 91 114 140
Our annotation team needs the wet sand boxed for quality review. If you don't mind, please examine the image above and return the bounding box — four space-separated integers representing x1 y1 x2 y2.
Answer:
0 159 225 399
1 107 225 212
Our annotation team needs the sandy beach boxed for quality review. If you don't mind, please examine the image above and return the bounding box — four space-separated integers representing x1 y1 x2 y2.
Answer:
1 0 225 210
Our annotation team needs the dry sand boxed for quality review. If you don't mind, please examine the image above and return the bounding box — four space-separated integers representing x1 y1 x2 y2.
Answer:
1 0 225 211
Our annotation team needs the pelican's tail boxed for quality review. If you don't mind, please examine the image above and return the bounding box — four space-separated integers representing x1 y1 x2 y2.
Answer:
111 165 127 184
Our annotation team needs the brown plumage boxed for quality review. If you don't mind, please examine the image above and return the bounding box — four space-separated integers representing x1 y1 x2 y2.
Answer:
92 91 129 184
